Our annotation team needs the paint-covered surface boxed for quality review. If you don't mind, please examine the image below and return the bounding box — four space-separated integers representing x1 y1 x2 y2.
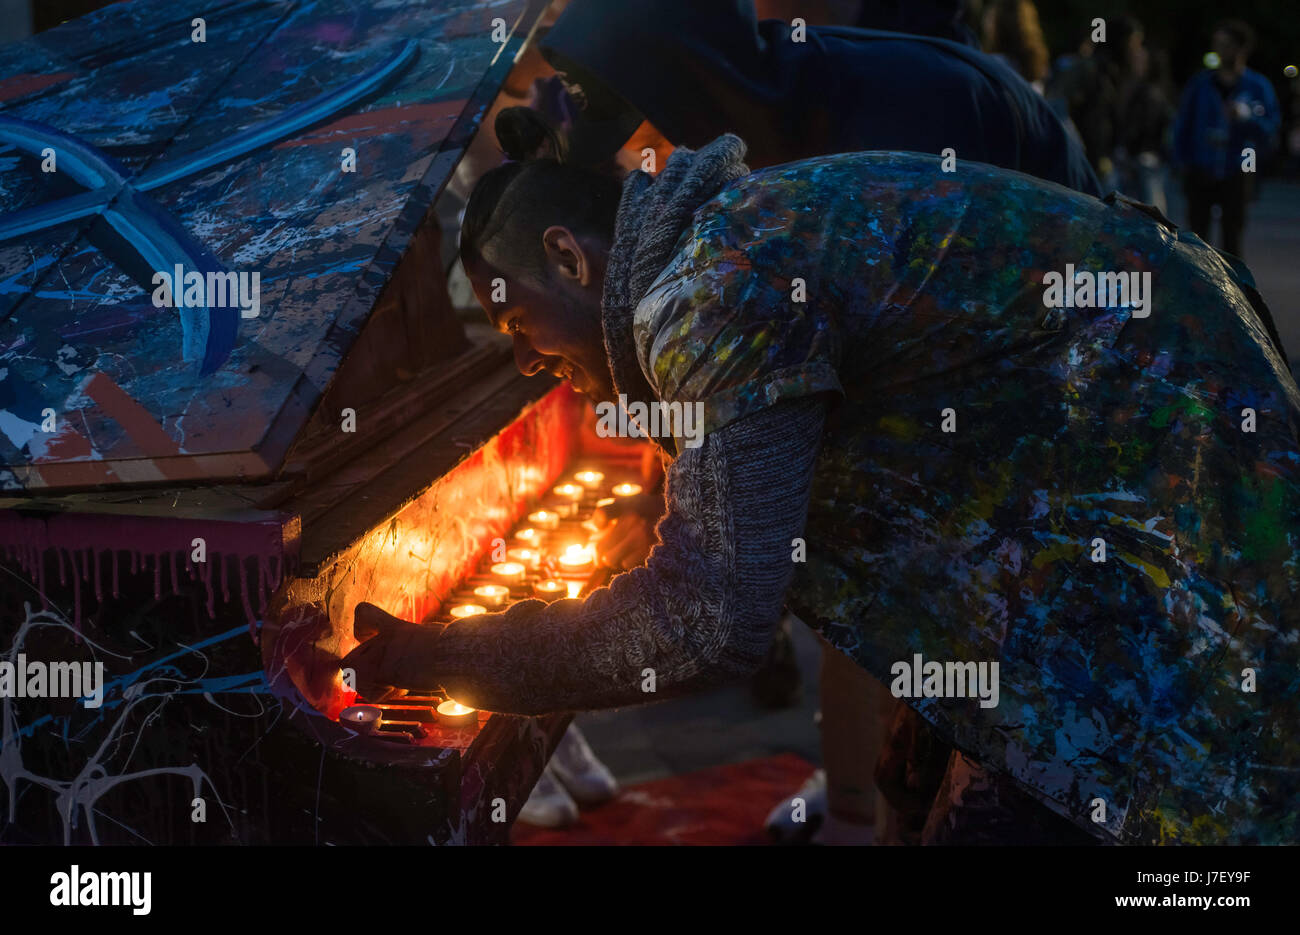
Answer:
0 506 298 633
1 382 587 844
0 0 533 490
636 150 1300 843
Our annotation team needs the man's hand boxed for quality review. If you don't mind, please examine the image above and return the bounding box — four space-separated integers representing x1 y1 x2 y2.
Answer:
593 491 664 570
340 602 444 701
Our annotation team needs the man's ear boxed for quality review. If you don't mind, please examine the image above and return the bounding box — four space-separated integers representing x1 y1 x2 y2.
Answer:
541 225 590 285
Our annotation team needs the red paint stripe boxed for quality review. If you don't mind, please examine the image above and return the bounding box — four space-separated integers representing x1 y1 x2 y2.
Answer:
274 100 466 148
84 371 182 458
0 71 76 103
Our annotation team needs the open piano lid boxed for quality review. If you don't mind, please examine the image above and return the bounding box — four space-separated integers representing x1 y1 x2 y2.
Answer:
0 0 544 491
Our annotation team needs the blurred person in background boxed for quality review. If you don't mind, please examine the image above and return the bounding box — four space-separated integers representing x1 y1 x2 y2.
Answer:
1172 18 1281 259
1114 28 1174 213
980 0 1049 94
1048 16 1145 187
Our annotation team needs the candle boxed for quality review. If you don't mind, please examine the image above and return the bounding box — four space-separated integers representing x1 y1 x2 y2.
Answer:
566 580 584 599
612 483 642 498
490 561 526 585
552 482 584 517
558 543 595 574
339 705 382 735
507 547 541 570
513 527 542 546
436 699 477 729
533 578 566 601
595 497 616 508
528 510 560 531
449 603 487 619
573 470 605 490
473 584 509 608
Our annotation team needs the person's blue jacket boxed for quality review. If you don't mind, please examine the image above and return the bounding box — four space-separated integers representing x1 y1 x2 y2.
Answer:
541 0 1101 196
1173 67 1280 179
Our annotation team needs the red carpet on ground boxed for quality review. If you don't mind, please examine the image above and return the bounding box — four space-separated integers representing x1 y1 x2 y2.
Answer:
511 753 816 845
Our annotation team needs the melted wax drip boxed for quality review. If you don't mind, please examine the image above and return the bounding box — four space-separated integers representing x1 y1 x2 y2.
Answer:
3 539 283 639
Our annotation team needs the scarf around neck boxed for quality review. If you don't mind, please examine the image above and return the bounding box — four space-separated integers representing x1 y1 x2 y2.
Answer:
600 134 750 427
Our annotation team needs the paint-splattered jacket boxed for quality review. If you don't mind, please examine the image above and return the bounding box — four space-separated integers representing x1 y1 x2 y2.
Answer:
434 146 1300 844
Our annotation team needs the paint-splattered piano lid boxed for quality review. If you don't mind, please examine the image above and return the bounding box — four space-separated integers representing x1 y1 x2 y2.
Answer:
0 0 541 491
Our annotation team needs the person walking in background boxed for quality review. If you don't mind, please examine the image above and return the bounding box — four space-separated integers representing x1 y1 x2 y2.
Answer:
1173 19 1281 258
1048 16 1145 188
1114 28 1175 213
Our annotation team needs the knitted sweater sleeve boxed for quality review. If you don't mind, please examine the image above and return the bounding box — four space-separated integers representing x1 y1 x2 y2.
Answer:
430 394 827 716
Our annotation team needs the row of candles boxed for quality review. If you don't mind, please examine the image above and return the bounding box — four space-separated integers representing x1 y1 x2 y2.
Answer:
341 470 644 732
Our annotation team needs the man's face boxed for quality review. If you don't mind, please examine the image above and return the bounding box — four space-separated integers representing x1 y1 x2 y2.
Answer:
468 229 614 403
1212 30 1242 68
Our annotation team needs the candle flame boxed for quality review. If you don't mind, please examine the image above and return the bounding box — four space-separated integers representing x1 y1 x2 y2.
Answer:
559 543 595 567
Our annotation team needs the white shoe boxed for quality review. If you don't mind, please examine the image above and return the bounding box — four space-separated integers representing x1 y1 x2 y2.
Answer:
517 763 579 828
549 723 619 806
765 768 827 844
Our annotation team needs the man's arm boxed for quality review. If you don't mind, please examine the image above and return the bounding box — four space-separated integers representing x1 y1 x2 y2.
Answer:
344 395 828 716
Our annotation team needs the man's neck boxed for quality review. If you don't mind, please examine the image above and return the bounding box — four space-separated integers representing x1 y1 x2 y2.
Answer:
1216 62 1245 84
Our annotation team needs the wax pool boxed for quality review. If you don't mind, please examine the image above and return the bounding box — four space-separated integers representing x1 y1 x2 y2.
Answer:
436 699 477 728
573 470 605 490
528 510 560 531
490 562 526 585
473 584 508 608
533 578 566 602
558 543 595 574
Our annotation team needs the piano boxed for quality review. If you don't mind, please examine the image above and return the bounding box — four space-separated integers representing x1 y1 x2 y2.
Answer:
0 0 632 845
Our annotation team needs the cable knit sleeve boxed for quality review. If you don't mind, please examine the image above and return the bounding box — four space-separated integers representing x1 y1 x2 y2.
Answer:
429 394 828 715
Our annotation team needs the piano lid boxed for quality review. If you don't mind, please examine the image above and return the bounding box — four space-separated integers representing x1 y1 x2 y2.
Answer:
0 0 546 492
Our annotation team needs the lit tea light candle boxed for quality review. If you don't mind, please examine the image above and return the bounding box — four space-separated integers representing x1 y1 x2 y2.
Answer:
490 561 526 585
566 580 584 599
552 482 585 516
473 584 509 608
558 543 595 574
533 578 566 602
612 483 643 498
449 603 487 619
573 470 605 490
528 510 560 531
436 699 477 729
339 705 382 735
513 527 542 546
507 547 541 570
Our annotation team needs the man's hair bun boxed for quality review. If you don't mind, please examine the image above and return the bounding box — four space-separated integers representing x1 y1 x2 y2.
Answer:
495 106 567 163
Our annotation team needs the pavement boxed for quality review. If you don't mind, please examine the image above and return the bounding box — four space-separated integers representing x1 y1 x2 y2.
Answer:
575 618 824 788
